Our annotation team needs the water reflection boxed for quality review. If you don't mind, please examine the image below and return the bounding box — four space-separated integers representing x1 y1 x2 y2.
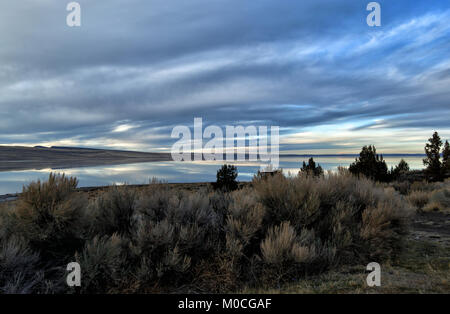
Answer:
0 156 425 195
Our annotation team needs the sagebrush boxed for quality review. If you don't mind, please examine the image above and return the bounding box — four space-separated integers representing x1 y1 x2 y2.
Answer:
0 171 412 293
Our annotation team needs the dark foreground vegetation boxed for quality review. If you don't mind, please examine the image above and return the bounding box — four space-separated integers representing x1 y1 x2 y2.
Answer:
0 132 448 294
0 170 414 294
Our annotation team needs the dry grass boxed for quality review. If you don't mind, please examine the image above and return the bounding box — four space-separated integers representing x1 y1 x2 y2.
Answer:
242 239 450 294
405 180 450 212
407 190 430 210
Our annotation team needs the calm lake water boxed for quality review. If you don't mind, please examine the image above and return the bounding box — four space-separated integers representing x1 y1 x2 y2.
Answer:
0 156 425 195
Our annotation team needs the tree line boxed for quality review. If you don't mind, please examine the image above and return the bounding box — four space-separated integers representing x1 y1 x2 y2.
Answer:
214 131 450 189
345 131 449 182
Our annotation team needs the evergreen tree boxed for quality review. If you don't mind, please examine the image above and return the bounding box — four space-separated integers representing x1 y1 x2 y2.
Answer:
423 131 443 181
215 164 238 191
442 140 450 175
390 159 410 180
349 145 388 182
300 157 324 176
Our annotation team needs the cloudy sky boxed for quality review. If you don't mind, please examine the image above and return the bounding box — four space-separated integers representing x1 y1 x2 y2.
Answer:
0 0 449 154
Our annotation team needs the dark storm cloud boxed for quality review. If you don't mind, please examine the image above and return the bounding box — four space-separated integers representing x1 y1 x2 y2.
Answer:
0 0 449 151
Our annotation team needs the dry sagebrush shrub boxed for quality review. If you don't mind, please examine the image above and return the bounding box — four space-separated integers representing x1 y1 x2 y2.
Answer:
90 186 138 237
135 181 175 222
0 203 15 242
360 189 410 261
0 171 413 293
226 189 265 251
261 222 315 271
253 172 411 266
391 180 435 196
406 190 430 210
253 172 321 230
0 237 41 294
12 173 88 261
133 220 192 291
130 188 222 291
390 180 411 195
423 201 444 212
203 189 266 290
75 234 127 293
428 185 450 210
405 180 449 212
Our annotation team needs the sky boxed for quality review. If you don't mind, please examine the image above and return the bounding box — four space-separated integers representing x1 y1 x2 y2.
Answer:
0 0 449 154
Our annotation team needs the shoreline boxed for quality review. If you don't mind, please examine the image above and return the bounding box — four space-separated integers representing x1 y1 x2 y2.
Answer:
0 181 252 202
0 145 172 172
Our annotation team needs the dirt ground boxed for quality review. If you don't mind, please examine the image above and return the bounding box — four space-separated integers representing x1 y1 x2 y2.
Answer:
412 211 450 247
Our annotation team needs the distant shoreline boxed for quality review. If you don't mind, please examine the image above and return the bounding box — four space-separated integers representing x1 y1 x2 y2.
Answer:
0 146 172 172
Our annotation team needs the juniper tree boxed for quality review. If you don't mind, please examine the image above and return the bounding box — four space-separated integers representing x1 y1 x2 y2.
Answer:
349 145 388 182
300 157 324 176
396 159 410 173
442 140 450 176
215 164 238 191
390 159 410 180
423 131 443 181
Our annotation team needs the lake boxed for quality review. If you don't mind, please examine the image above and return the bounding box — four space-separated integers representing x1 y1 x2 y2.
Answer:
0 155 425 195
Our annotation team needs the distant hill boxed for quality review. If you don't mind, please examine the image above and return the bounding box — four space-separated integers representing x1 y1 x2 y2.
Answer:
0 146 172 172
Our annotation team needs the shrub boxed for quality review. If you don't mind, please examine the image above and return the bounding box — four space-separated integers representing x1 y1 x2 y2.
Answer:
406 190 430 210
136 181 177 222
252 172 321 231
12 173 88 261
0 171 412 293
0 204 15 242
0 237 41 294
404 180 449 212
359 189 410 261
390 180 411 195
132 187 221 291
90 186 138 237
260 222 317 283
423 201 444 212
224 189 265 281
75 234 127 293
427 186 450 211
226 189 264 247
132 218 193 291
253 171 410 266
